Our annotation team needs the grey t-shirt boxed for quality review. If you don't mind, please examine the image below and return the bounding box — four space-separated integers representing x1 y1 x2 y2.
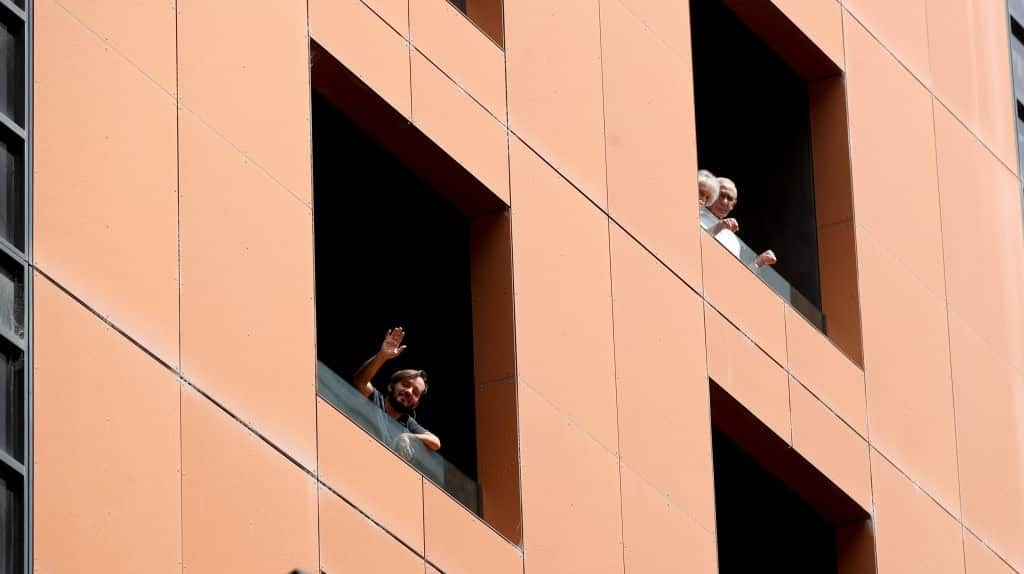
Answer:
369 387 428 435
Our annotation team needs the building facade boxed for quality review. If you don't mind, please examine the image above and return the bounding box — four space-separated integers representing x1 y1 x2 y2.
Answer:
11 0 1024 572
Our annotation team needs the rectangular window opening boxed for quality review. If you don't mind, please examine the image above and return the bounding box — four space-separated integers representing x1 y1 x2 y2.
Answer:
0 462 23 574
310 42 521 544
710 381 875 573
0 128 24 252
691 0 863 365
0 7 24 128
0 339 23 464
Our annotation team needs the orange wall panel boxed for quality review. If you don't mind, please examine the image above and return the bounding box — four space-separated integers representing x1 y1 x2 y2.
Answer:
934 104 1024 373
505 0 607 207
964 530 1019 574
316 399 426 553
56 0 176 94
845 14 946 298
178 110 317 470
701 233 788 365
602 0 702 289
411 51 510 204
409 0 506 120
177 0 312 203
33 275 182 574
510 137 619 452
619 465 717 574
34 0 179 366
319 486 424 574
858 230 961 517
789 380 872 511
948 316 1024 572
518 383 624 574
785 306 867 437
705 305 791 442
180 386 319 573
311 0 412 119
423 482 523 574
872 452 966 574
844 0 932 83
612 0 690 57
609 224 715 531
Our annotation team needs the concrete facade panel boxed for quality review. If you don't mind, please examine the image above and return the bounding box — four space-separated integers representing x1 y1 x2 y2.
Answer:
34 0 179 366
178 110 317 471
33 276 182 574
180 385 319 573
310 0 412 118
505 0 607 207
316 399 426 553
601 0 702 289
510 137 619 453
609 224 715 531
177 0 312 203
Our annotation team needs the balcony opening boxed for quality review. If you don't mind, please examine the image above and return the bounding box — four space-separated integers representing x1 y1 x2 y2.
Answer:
710 381 876 573
449 0 504 48
691 0 864 364
311 42 521 543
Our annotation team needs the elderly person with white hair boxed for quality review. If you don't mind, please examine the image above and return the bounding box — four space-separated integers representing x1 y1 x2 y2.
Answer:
700 173 778 268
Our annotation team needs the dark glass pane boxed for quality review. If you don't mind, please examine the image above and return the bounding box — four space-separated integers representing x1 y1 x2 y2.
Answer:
0 256 23 339
0 347 22 462
0 464 22 574
0 10 23 126
0 133 23 250
1012 33 1024 101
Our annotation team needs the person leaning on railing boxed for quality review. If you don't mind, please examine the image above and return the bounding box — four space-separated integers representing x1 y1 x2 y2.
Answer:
351 327 442 453
706 176 778 268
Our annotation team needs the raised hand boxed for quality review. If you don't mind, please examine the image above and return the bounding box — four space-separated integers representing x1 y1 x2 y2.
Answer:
380 327 408 360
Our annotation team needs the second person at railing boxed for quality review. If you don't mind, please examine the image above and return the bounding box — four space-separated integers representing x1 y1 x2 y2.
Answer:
351 327 442 454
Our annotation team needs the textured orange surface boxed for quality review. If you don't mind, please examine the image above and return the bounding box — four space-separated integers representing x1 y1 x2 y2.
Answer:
32 0 1024 571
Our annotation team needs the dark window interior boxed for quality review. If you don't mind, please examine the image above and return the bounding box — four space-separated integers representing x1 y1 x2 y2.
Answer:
0 8 24 126
691 0 822 308
710 381 873 573
713 429 837 571
312 94 479 481
0 463 21 574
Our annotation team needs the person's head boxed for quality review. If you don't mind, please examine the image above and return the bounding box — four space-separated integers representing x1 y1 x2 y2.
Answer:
697 169 720 207
710 177 738 218
387 369 428 415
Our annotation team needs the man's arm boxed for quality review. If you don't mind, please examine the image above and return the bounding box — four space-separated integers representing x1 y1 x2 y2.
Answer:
413 432 441 452
352 327 407 398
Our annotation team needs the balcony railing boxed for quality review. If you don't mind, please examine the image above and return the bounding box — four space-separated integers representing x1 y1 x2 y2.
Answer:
700 207 825 331
316 361 482 515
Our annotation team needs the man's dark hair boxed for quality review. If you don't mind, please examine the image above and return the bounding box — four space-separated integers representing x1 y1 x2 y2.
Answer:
390 368 429 393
